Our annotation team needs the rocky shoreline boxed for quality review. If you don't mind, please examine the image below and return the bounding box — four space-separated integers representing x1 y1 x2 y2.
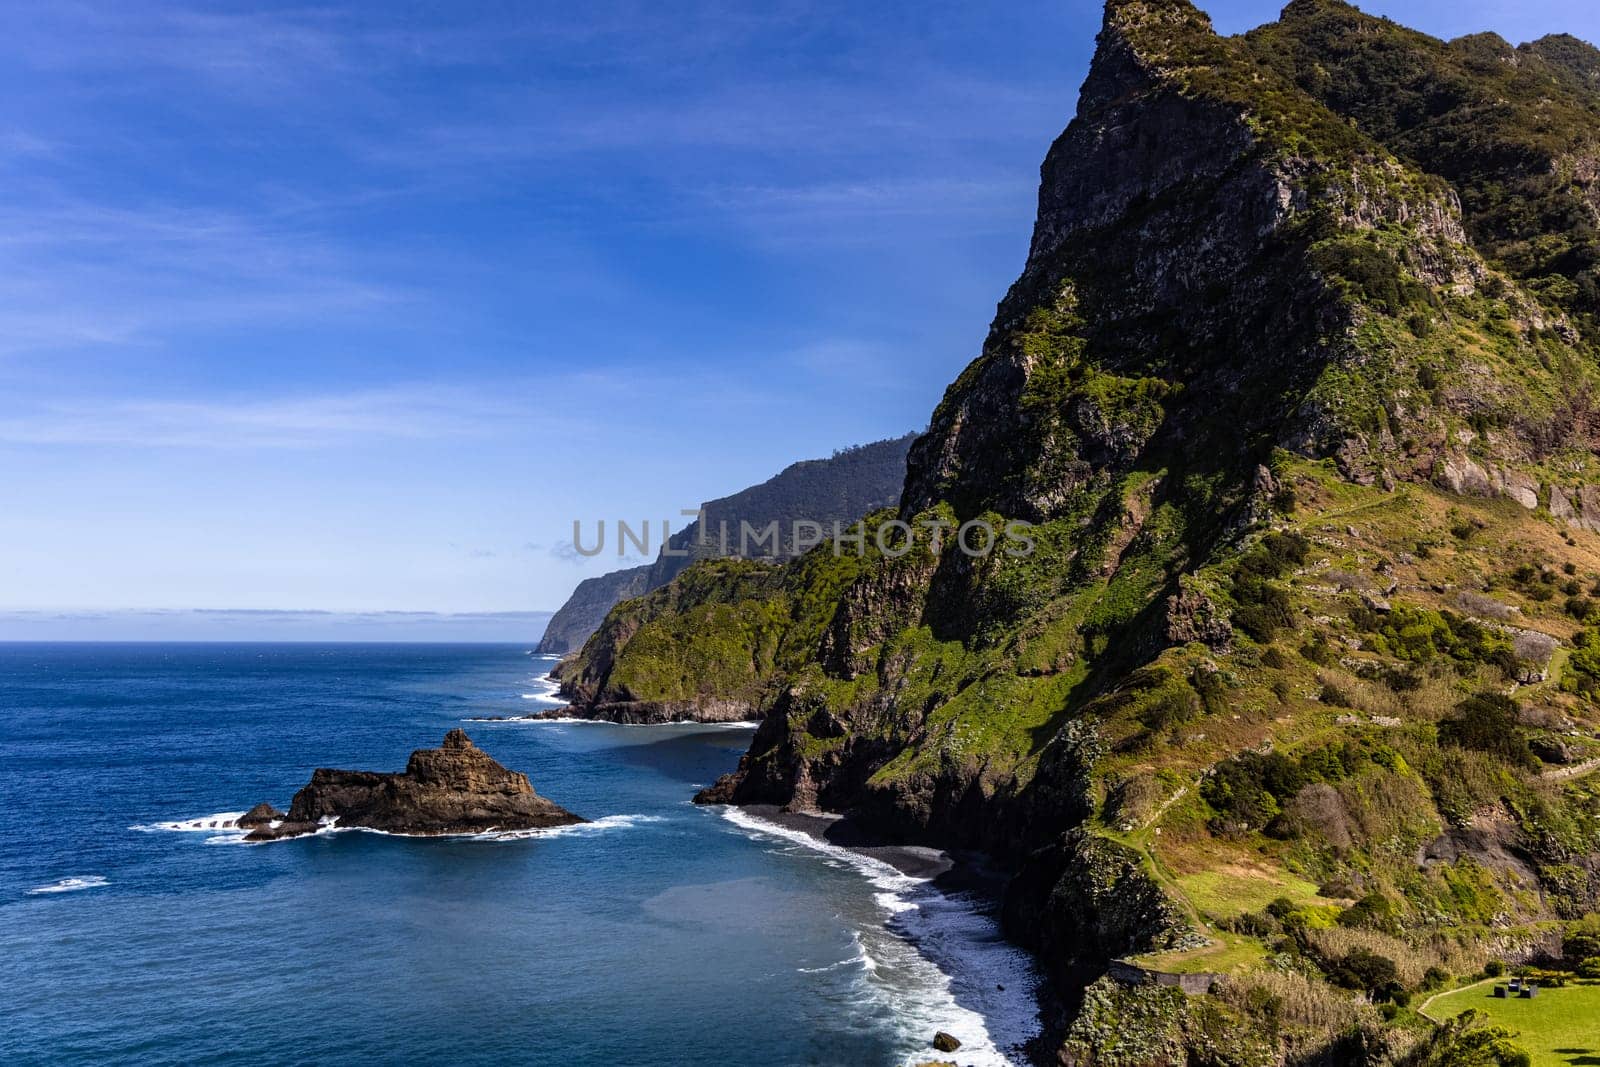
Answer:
703 802 1056 1066
240 729 585 841
531 698 759 726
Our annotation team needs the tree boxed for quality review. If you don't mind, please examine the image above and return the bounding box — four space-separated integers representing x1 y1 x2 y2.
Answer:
1328 948 1402 1000
1408 1010 1532 1067
1564 913 1600 961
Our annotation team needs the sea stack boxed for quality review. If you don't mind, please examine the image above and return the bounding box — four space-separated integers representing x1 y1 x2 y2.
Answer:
245 729 585 840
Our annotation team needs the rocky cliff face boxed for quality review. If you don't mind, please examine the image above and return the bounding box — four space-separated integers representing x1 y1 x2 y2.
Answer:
560 2 1600 1060
536 435 914 655
537 565 652 655
244 729 584 840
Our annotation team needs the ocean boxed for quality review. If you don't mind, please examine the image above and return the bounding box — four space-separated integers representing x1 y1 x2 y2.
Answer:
0 643 1041 1066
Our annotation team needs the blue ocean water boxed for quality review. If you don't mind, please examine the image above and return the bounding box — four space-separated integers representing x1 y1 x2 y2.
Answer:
0 644 1039 1066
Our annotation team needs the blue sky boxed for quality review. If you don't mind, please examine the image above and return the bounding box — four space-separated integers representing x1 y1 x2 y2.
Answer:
1 0 1595 638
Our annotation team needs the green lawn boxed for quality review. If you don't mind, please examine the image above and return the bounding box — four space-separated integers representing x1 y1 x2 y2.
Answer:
1174 865 1328 921
1426 979 1600 1065
1125 932 1267 976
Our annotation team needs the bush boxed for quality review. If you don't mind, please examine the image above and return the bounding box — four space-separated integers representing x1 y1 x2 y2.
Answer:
1231 533 1308 641
1410 1009 1530 1067
1439 692 1538 770
1484 959 1505 977
1328 947 1402 1000
1339 892 1400 933
1564 914 1600 961
1318 676 1355 708
1355 605 1515 675
1577 956 1600 980
1301 637 1336 666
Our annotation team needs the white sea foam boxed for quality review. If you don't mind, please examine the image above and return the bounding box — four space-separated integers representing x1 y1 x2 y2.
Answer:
716 806 1041 1067
471 813 662 841
516 670 567 708
464 715 759 729
131 811 248 833
138 809 659 846
797 931 875 974
28 876 109 895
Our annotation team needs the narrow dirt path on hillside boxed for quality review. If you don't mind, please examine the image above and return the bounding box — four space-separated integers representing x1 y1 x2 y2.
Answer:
1544 756 1600 782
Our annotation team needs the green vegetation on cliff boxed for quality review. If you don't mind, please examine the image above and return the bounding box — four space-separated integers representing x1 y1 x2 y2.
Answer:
560 1 1600 1061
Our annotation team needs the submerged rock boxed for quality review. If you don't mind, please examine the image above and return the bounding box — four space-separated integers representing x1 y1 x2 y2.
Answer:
245 729 585 841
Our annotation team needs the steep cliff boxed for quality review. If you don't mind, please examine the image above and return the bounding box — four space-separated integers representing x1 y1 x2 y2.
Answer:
535 434 914 654
565 1 1600 1060
537 565 652 656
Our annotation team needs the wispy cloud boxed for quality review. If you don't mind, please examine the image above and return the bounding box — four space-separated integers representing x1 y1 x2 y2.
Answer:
0 383 530 449
0 194 399 356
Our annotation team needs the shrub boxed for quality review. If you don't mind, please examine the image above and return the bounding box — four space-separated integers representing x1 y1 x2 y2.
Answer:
1564 914 1600 961
1577 956 1600 980
1328 947 1402 1000
1410 1009 1530 1067
1355 605 1514 675
1216 970 1376 1033
1231 533 1309 641
1439 692 1539 770
1484 959 1505 977
1318 676 1355 708
1339 892 1400 933
1301 637 1336 666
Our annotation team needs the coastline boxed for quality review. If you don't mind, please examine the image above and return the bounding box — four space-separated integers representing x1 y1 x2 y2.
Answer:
712 802 1050 1067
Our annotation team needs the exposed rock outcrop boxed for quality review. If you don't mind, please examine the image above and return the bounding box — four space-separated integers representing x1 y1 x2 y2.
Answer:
528 1 1600 1061
536 565 652 656
533 698 756 725
244 730 584 840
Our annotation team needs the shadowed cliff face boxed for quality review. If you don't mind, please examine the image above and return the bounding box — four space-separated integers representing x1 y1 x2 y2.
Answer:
588 0 1600 846
560 3 1600 1057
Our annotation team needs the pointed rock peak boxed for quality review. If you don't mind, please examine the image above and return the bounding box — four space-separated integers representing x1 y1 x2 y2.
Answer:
441 728 474 750
1102 0 1213 40
1278 0 1357 22
1090 0 1230 89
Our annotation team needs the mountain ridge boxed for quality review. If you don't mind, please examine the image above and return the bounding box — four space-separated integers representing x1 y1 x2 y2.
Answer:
535 434 914 654
561 1 1600 1060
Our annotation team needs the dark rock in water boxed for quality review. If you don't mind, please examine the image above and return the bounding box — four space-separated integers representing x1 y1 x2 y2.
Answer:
244 729 585 841
237 802 285 828
932 1031 961 1053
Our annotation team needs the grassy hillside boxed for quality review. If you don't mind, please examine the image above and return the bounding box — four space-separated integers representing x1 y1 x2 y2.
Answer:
560 1 1600 1061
